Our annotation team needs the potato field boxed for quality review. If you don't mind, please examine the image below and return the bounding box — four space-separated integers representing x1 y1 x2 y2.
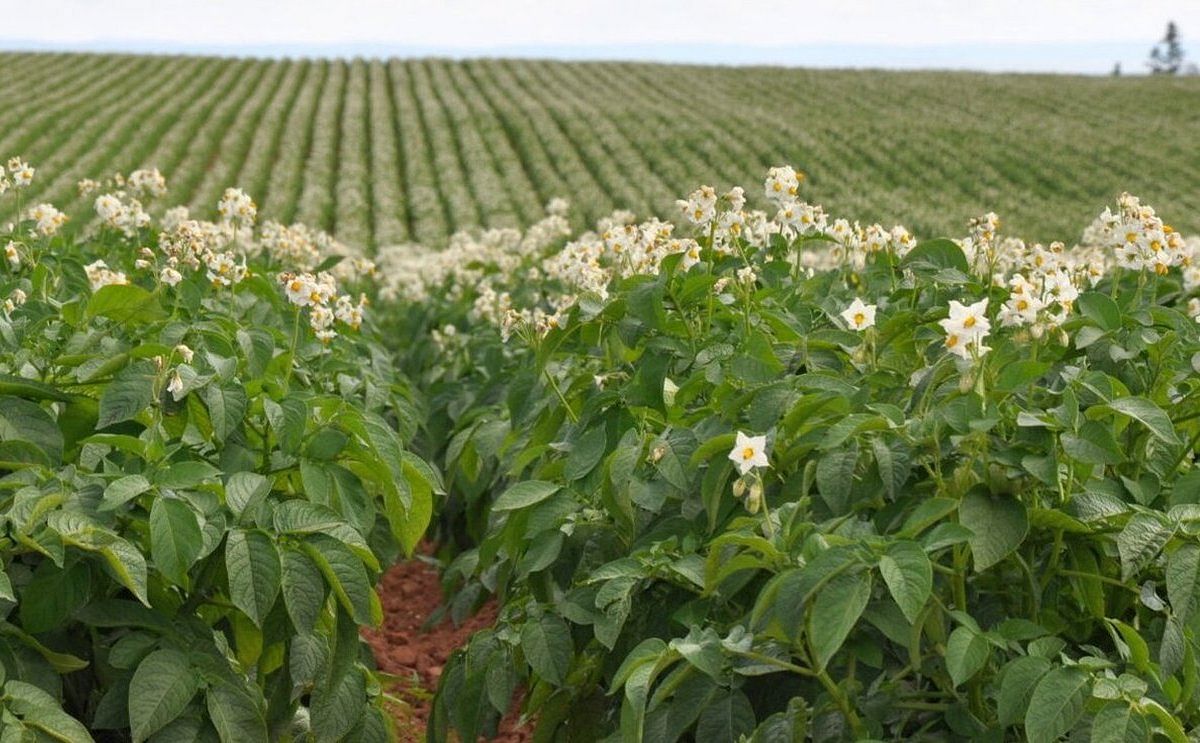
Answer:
2 50 1200 743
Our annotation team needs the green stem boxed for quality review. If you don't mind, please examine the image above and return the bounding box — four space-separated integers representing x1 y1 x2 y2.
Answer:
543 367 579 424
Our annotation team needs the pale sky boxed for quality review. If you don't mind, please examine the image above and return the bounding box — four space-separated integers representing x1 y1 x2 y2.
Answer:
1 1 1197 72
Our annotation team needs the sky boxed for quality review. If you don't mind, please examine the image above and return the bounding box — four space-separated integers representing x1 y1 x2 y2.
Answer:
1 0 1197 74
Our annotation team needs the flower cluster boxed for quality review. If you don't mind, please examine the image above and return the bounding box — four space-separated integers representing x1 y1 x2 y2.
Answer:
27 204 67 237
155 218 247 288
2 287 26 315
95 193 151 237
278 271 367 342
0 157 34 194
1099 193 1187 275
217 187 257 226
84 259 129 291
675 185 718 225
939 299 991 360
374 206 571 304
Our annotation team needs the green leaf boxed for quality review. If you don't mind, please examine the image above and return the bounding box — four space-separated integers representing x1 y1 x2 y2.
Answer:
281 547 325 634
203 384 247 444
224 530 281 627
1167 543 1200 625
97 361 156 428
205 682 267 743
154 460 220 489
1025 666 1090 743
1118 513 1173 581
1061 422 1124 466
565 427 607 481
129 649 199 742
519 613 573 684
1092 397 1181 446
995 360 1051 392
1090 703 1150 743
100 474 152 511
945 625 990 687
959 491 1028 572
224 472 270 518
94 537 150 606
311 666 368 741
300 534 376 625
88 284 164 324
1078 292 1122 331
815 445 858 515
694 688 756 743
4 680 94 742
901 238 970 274
264 396 306 455
391 461 434 556
819 414 887 451
878 541 932 623
998 656 1051 726
0 397 63 465
492 480 561 512
807 571 871 670
149 499 202 585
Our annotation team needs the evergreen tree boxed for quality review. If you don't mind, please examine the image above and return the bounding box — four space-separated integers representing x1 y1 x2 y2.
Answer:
1148 21 1185 75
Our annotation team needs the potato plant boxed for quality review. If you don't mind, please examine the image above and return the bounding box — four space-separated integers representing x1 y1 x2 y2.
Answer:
0 168 435 741
389 175 1200 741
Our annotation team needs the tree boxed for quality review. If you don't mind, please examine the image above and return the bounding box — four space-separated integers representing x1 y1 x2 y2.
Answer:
1111 62 1121 77
1148 21 1185 75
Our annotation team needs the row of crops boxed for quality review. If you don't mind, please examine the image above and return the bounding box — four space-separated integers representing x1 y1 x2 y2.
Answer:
2 52 1199 248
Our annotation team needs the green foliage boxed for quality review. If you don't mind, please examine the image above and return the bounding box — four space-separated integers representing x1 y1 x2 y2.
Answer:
392 187 1200 741
0 188 431 739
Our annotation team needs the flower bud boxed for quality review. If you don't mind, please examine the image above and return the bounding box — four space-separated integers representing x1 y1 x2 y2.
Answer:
732 478 747 498
663 377 678 406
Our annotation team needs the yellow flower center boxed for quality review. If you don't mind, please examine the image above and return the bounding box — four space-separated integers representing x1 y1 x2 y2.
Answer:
853 312 865 326
741 447 755 460
964 316 976 328
946 334 959 348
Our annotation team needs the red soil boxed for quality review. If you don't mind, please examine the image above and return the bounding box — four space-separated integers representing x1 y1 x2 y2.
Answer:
364 554 531 742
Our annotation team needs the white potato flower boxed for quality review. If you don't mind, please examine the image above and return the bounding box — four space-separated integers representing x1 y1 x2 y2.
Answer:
160 266 183 286
166 370 185 398
840 298 877 331
728 431 770 476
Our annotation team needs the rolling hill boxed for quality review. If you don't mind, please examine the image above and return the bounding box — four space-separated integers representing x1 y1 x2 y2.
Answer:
2 52 1198 247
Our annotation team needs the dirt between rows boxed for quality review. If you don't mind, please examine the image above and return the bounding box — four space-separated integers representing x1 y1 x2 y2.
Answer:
363 553 531 742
